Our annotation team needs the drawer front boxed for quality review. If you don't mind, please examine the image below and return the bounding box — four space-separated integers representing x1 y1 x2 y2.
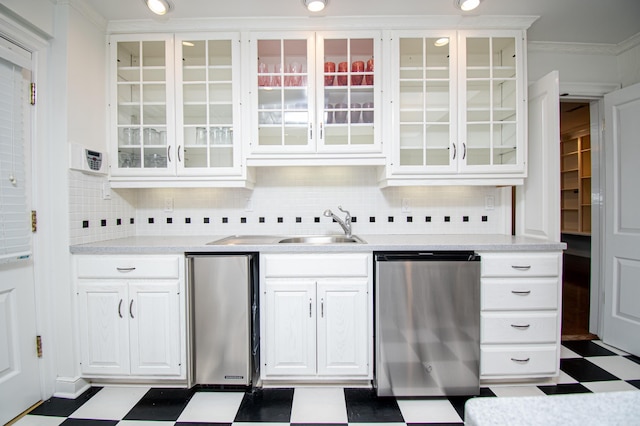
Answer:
481 252 560 278
481 312 558 344
481 345 558 376
76 255 182 279
481 278 558 310
264 253 371 278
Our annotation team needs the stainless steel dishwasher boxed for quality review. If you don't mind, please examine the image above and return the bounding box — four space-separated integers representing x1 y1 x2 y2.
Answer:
375 251 480 397
186 254 258 388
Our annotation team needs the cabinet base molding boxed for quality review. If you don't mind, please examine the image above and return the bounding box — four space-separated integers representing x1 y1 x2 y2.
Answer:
54 376 91 399
378 176 524 187
260 379 372 388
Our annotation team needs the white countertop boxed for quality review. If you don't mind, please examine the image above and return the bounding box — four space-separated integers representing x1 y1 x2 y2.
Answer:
69 234 566 254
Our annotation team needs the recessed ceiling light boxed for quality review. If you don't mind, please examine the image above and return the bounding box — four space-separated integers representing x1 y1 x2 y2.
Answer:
303 0 327 12
455 0 480 12
434 38 450 47
143 0 173 15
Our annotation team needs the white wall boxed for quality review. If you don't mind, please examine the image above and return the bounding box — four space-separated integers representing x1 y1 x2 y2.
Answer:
0 0 55 37
618 43 640 88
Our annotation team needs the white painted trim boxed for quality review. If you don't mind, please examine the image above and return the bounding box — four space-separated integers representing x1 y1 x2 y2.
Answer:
558 82 621 99
528 31 640 56
617 31 640 55
54 376 90 399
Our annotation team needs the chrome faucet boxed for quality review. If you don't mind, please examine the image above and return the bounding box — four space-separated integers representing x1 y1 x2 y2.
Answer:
324 206 352 237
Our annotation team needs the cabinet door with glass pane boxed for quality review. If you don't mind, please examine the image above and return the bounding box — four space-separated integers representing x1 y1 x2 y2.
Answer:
391 31 457 174
250 33 315 153
459 31 524 174
176 34 242 176
110 34 175 176
317 32 381 153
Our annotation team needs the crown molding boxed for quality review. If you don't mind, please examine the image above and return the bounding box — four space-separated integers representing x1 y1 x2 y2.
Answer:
61 0 107 31
617 31 640 54
528 40 617 56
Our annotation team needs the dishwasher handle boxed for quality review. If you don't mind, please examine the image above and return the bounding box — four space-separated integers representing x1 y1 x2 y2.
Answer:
376 251 479 262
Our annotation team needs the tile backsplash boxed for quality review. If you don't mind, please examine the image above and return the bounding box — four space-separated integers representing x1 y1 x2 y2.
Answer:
69 167 510 243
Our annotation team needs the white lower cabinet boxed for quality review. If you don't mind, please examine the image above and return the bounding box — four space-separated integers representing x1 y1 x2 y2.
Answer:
478 251 562 380
75 255 186 380
261 253 372 381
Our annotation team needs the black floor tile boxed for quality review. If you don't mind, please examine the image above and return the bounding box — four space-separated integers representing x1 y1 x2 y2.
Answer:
447 388 495 420
123 387 195 421
560 358 620 382
628 380 640 390
407 423 464 426
561 340 617 357
29 387 102 417
233 388 294 422
175 423 231 426
625 354 640 365
60 420 118 426
291 424 348 426
537 383 592 395
344 388 404 423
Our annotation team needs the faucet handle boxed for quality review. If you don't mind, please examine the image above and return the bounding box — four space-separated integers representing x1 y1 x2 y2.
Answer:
338 205 351 221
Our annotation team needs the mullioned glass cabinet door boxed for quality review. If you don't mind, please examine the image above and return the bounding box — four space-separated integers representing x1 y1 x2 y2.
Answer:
176 34 242 175
111 34 175 176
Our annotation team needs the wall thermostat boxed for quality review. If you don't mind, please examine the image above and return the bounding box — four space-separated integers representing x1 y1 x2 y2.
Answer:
69 142 107 175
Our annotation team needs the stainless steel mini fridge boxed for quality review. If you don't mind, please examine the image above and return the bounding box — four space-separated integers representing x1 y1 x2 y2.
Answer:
187 254 258 387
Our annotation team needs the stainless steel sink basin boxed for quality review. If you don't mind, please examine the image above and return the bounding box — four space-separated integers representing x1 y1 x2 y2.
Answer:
278 235 365 244
207 235 283 245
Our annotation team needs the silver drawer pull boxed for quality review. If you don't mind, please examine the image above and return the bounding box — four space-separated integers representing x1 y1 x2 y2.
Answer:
511 357 530 363
129 299 134 319
118 299 123 318
511 324 531 329
511 265 532 271
116 267 136 272
511 290 531 295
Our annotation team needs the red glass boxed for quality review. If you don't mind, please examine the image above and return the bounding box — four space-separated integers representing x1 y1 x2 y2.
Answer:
351 60 364 85
337 61 348 86
324 61 335 86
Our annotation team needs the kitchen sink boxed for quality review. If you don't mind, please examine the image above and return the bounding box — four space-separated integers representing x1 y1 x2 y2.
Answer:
207 235 283 245
278 235 365 244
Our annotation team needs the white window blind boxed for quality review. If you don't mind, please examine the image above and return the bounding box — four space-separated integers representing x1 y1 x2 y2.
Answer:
0 54 30 263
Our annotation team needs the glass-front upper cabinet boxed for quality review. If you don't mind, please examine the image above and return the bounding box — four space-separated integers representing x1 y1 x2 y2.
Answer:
110 34 175 176
175 33 241 176
391 31 457 174
459 31 524 173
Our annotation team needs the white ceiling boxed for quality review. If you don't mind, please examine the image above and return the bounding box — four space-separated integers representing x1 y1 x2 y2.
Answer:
84 0 640 45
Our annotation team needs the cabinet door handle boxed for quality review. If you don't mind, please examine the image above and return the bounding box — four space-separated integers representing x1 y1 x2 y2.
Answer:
321 298 324 318
116 267 136 272
167 145 172 163
510 357 530 363
511 265 532 271
511 324 531 329
309 298 312 318
129 299 134 319
118 299 123 318
452 143 457 160
463 143 467 160
309 122 313 140
320 122 324 140
178 145 182 163
511 290 531 295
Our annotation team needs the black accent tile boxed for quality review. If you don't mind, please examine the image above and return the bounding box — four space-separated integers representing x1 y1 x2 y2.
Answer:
425 216 431 222
296 217 302 223
277 217 284 223
241 217 247 224
30 387 102 417
185 217 191 224
116 218 122 226
560 358 620 382
204 217 210 224
628 379 640 390
314 217 320 223
234 388 293 422
562 340 617 357
101 219 107 227
463 216 469 222
481 216 488 222
82 220 89 228
406 216 412 223
388 216 394 223
148 217 154 224
352 217 357 223
369 216 376 223
259 217 265 223
625 354 640 365
537 383 592 395
344 388 404 423
130 218 135 224
448 388 496 420
222 217 228 223
124 388 195 421
444 216 450 222
166 217 173 224
61 420 119 426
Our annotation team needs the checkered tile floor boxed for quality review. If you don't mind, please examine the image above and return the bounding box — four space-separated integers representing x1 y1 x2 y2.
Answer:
15 341 640 426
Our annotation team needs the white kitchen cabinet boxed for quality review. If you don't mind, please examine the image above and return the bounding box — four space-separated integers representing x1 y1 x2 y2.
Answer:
261 253 372 381
478 251 562 380
75 255 186 379
247 31 383 165
383 30 526 186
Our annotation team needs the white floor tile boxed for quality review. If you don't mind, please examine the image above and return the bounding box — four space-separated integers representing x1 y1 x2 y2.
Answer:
116 421 175 426
231 423 289 426
69 386 149 420
489 386 546 397
592 340 630 356
560 346 582 359
557 370 579 384
177 391 245 423
290 387 348 424
582 380 639 393
396 398 462 423
347 423 405 426
587 356 640 380
12 415 66 426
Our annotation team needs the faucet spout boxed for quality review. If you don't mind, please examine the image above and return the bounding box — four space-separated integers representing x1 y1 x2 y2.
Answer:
324 206 352 237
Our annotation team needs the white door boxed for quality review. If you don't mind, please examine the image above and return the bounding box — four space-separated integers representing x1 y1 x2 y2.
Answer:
317 279 368 376
129 281 181 376
0 55 41 424
77 282 130 375
516 71 560 241
264 280 316 376
602 82 640 356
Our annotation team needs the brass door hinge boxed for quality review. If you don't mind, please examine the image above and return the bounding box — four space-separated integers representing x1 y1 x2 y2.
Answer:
36 335 42 358
31 210 37 232
30 83 36 105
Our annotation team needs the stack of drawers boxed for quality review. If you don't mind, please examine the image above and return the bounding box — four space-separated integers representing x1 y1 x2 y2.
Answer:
478 251 563 380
